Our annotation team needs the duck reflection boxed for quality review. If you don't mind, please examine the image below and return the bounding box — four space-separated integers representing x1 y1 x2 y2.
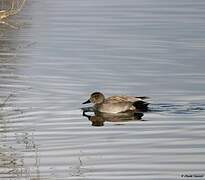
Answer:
82 107 145 127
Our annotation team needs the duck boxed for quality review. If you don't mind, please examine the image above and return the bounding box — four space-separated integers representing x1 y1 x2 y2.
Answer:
82 92 149 114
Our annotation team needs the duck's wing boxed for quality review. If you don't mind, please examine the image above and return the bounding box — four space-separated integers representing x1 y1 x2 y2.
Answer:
105 96 150 112
106 96 145 103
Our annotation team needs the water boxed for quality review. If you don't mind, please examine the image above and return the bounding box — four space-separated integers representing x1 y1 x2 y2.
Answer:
0 0 205 179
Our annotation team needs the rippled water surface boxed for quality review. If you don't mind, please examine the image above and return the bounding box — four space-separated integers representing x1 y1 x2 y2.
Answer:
0 0 205 179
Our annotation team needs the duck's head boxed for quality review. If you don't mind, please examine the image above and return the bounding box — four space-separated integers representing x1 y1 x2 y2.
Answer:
83 92 105 104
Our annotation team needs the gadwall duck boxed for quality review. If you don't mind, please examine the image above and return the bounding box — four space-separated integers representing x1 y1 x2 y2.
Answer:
82 92 149 113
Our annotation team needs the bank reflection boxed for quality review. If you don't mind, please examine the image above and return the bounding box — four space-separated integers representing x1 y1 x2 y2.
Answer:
0 111 41 178
0 8 41 178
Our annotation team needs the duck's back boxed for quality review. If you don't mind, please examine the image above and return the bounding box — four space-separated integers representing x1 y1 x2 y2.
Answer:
106 96 143 103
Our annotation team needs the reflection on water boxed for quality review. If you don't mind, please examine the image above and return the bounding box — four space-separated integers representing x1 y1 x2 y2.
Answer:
0 100 40 178
82 107 144 126
0 0 205 179
0 2 40 179
0 132 40 179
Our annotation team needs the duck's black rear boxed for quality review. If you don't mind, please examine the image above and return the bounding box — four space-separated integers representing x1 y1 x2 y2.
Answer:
133 101 149 112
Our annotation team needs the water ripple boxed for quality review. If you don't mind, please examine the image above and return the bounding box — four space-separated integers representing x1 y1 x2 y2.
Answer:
1 0 205 179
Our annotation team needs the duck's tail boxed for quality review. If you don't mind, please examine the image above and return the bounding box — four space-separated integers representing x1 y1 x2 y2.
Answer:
133 101 149 112
135 96 150 100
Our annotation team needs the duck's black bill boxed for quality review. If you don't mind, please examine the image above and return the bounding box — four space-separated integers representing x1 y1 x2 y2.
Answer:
82 99 91 104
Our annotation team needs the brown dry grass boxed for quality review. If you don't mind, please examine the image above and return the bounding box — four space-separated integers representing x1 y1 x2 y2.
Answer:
0 0 26 20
